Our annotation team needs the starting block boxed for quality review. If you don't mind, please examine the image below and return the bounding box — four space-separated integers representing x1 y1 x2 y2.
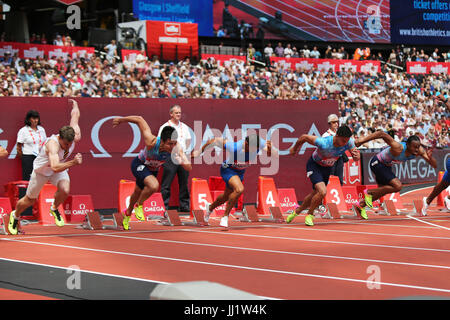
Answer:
241 205 260 222
191 210 207 226
319 203 362 220
82 211 103 230
343 205 362 219
413 200 424 216
259 206 284 223
381 199 416 216
240 205 285 223
108 212 125 229
81 211 124 230
323 203 342 219
163 210 208 226
166 210 182 226
381 199 412 216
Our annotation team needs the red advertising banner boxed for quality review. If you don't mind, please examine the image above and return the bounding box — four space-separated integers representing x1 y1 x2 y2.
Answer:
270 57 381 73
121 49 143 63
0 98 336 210
146 20 199 61
407 61 450 74
201 54 246 66
0 42 95 60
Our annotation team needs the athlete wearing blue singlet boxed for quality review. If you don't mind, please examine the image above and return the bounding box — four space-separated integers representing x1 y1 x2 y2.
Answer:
286 125 361 226
132 137 171 190
112 115 192 230
193 134 274 228
307 135 356 188
220 137 266 188
369 141 417 186
354 132 436 217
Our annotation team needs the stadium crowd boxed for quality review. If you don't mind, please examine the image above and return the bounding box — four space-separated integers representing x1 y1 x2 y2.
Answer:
0 39 449 149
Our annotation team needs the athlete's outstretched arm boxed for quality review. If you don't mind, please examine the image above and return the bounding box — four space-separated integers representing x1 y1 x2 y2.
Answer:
419 146 437 168
172 145 192 171
68 99 81 142
263 140 278 158
355 131 402 154
112 116 157 148
191 137 226 158
0 146 8 158
289 135 317 155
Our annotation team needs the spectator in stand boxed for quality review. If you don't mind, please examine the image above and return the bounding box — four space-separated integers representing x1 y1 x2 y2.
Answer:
264 43 273 59
310 46 320 59
217 26 226 37
353 47 363 60
324 46 332 59
104 39 117 62
53 34 64 46
362 47 371 60
284 44 294 58
64 36 74 47
0 51 13 66
0 38 448 149
339 46 349 59
302 45 310 58
388 49 397 65
247 43 255 60
275 42 284 57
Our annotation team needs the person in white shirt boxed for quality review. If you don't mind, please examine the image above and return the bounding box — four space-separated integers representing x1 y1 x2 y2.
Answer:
264 43 274 58
16 110 47 180
8 99 82 235
104 40 117 62
135 49 147 69
322 114 345 185
284 44 293 58
158 105 192 212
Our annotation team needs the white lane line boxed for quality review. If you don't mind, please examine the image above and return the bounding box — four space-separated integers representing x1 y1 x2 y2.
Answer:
187 230 450 253
0 257 168 285
2 238 450 295
99 233 450 270
406 215 450 231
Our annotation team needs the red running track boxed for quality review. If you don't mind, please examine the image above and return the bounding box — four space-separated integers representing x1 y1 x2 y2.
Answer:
1 186 450 300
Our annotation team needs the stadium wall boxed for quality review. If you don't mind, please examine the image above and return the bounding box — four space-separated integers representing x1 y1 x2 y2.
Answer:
0 98 336 210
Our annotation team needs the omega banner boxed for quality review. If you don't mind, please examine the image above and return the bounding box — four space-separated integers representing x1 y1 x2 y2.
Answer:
361 150 448 185
0 98 335 210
